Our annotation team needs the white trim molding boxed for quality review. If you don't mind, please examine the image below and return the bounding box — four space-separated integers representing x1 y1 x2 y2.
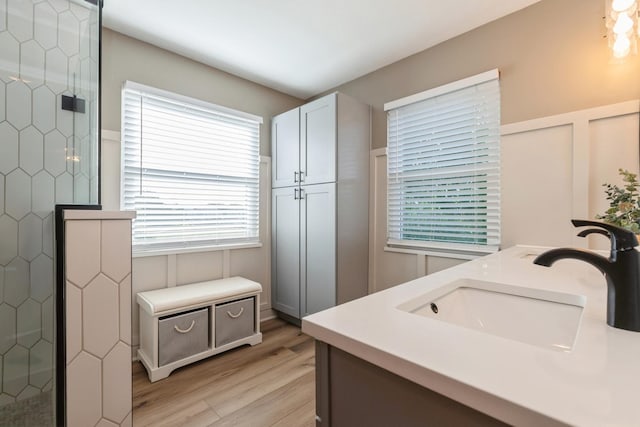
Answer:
384 69 499 111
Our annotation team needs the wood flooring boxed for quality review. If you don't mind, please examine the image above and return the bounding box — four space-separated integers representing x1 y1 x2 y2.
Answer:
132 318 316 427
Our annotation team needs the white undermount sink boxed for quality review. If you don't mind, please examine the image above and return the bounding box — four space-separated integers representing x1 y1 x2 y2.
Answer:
397 278 585 352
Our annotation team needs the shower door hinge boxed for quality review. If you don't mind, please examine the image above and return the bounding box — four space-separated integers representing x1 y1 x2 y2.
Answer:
61 95 86 114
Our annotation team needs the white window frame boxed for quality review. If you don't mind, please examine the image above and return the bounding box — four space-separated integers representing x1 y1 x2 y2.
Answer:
120 81 263 256
384 69 501 257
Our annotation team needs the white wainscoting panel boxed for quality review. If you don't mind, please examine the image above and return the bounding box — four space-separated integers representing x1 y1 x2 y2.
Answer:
502 100 640 251
501 124 574 248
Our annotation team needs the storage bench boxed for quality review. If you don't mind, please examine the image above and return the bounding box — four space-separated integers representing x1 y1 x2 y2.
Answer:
136 276 263 382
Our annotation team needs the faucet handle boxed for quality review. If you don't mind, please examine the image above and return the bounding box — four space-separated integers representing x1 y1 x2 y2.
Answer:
571 219 638 251
577 228 618 261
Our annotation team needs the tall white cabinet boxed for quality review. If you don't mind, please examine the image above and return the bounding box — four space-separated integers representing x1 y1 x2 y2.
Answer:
271 93 370 322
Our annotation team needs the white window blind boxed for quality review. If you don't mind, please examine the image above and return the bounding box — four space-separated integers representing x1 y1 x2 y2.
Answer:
121 81 262 253
385 70 500 253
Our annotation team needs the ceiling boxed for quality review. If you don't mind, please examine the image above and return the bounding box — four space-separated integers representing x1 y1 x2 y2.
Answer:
102 0 541 99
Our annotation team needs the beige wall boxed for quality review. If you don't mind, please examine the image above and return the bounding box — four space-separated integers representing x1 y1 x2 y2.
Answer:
324 0 640 150
101 28 302 155
340 0 640 291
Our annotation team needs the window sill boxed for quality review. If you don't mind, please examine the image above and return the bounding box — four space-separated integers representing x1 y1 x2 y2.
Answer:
384 244 497 260
133 242 263 258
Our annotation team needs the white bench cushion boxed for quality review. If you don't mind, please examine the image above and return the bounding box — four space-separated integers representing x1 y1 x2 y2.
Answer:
137 276 262 315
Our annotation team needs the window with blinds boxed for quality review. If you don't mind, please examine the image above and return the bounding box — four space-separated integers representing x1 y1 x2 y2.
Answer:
121 81 262 253
385 70 500 254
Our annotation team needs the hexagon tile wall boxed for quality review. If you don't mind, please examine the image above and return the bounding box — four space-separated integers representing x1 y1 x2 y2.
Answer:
64 213 135 427
0 0 100 422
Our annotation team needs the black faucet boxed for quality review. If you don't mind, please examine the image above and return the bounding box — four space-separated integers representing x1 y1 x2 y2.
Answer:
533 219 640 332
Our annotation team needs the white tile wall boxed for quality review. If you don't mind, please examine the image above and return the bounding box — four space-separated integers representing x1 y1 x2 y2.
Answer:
42 214 54 257
66 219 100 286
55 172 73 204
102 342 131 423
0 305 16 353
44 48 68 93
19 126 44 175
65 216 133 427
0 122 19 174
0 32 19 83
7 0 34 42
33 2 57 50
31 171 55 218
0 0 100 408
29 340 52 388
65 282 81 362
67 351 101 426
16 299 39 348
20 40 45 88
44 130 67 176
16 385 39 400
18 214 43 261
83 274 119 358
0 216 18 265
56 94 73 136
2 345 28 395
41 297 53 342
0 3 6 33
48 0 69 13
4 257 28 307
0 83 5 121
32 86 56 133
119 275 131 345
58 10 79 56
6 81 31 130
5 169 31 220
30 254 53 303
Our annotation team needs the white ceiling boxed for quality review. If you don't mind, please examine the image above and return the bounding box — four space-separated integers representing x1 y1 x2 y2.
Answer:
102 0 541 99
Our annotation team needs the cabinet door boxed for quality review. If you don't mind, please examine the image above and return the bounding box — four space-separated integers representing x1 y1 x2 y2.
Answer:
272 108 300 188
272 187 301 317
300 183 336 316
300 93 336 186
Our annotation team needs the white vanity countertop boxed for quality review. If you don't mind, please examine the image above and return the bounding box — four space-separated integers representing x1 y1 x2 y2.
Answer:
301 245 640 427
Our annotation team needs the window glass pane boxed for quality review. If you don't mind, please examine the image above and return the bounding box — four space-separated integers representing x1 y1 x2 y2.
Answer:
121 82 261 252
387 74 500 252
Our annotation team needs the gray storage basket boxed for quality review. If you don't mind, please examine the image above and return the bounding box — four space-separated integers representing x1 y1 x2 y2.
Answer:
215 297 255 347
158 307 209 366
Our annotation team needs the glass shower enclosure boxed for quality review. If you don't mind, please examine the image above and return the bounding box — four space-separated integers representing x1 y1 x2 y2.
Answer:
0 0 100 425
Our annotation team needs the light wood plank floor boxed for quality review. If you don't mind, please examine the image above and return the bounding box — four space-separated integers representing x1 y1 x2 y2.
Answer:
132 318 316 427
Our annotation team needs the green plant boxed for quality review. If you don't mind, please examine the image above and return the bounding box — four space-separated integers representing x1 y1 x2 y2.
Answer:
597 169 640 233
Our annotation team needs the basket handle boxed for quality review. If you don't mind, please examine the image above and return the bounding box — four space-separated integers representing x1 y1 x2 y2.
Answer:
227 307 244 319
174 320 196 334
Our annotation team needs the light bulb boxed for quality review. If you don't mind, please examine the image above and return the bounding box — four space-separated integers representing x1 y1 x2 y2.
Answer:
613 34 631 58
612 0 636 12
613 11 635 34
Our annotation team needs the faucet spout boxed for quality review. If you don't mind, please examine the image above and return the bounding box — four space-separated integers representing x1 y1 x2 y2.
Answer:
533 219 640 331
534 248 612 274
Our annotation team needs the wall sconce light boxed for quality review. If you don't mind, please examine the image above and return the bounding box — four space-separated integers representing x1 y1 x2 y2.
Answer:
605 0 640 58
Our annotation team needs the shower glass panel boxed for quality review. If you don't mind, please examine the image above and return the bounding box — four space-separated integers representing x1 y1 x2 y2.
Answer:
0 0 100 425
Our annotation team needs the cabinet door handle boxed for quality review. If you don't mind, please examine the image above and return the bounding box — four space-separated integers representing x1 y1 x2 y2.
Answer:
294 188 299 200
294 171 298 183
174 320 195 334
299 171 304 182
299 189 305 199
227 307 244 319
